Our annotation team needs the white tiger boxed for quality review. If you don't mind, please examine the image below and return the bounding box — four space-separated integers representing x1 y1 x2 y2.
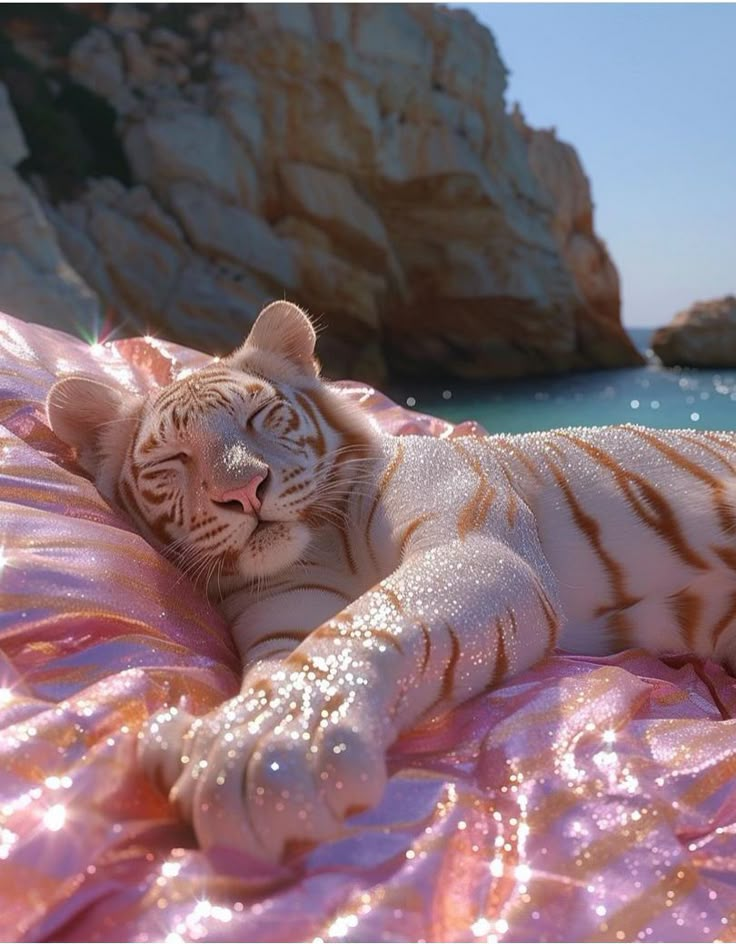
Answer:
46 300 736 862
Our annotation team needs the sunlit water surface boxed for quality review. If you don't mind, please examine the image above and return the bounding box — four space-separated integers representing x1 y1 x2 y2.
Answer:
389 329 736 435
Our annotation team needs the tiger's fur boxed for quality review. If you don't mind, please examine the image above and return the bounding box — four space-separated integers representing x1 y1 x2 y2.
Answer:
47 300 736 863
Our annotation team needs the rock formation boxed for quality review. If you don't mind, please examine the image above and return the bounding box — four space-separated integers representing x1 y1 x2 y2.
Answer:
652 296 736 367
0 3 642 381
0 84 100 336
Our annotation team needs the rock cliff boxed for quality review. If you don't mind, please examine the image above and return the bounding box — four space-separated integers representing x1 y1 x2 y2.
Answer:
0 3 642 380
652 296 736 367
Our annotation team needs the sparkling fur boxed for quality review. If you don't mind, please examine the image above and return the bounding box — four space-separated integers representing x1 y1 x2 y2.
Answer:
47 302 736 863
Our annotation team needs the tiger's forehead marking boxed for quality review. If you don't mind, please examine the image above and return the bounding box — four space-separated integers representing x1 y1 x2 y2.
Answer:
146 366 270 429
151 367 233 409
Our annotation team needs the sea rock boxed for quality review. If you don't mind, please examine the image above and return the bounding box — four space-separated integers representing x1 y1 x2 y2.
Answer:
0 4 641 381
652 296 736 367
513 109 641 370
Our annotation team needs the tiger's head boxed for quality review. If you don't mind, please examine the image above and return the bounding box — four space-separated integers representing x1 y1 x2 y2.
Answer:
47 301 378 588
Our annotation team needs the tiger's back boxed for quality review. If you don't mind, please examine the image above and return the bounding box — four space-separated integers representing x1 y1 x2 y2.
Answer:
488 424 736 664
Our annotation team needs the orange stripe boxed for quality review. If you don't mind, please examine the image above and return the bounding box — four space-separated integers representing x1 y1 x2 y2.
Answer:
710 589 736 647
398 513 432 558
495 436 545 483
498 462 520 527
676 430 736 474
628 426 736 535
667 587 701 649
453 441 496 539
285 652 330 677
440 624 460 701
366 441 405 569
490 617 508 688
337 523 357 574
712 544 736 572
294 392 326 456
560 432 709 571
547 456 637 615
535 586 559 654
371 629 404 655
417 619 432 674
378 585 404 614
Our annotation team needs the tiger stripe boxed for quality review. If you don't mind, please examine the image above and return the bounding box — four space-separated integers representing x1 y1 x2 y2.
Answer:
710 589 736 647
370 629 405 655
668 587 701 650
377 585 404 614
559 432 709 570
398 513 433 559
294 392 327 456
490 617 508 688
417 619 432 674
546 456 637 616
285 651 330 678
712 544 736 572
498 463 520 527
676 430 736 474
337 523 357 574
496 436 545 483
440 623 461 702
366 441 405 570
453 441 496 539
628 425 736 535
534 586 559 654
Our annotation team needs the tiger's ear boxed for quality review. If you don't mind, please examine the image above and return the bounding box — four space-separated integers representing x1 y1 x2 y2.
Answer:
229 301 319 381
46 375 139 470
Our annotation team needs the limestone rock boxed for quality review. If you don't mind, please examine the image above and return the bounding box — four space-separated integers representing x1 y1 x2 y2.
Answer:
107 4 150 35
652 296 736 367
0 85 100 333
0 84 28 167
0 4 639 381
51 179 266 350
514 109 642 370
168 181 297 287
124 111 245 204
68 29 133 114
277 162 390 269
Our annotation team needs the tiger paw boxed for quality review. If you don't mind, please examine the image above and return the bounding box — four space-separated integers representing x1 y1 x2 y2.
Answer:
139 668 394 862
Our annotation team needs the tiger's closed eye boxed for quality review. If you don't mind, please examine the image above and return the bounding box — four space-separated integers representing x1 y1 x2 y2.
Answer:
247 398 277 426
147 451 190 467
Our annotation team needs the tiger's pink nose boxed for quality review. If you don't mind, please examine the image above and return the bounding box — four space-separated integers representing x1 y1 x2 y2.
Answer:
217 474 266 515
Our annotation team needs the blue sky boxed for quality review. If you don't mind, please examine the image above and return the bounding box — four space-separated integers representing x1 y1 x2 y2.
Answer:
451 3 735 327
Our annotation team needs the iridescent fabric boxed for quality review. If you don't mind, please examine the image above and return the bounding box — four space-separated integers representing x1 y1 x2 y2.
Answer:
1 311 735 942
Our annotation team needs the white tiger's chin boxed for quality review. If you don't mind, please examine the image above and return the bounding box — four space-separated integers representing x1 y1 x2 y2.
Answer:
237 520 312 582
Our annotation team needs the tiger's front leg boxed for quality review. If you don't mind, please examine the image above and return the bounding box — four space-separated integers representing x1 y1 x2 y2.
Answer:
141 534 562 862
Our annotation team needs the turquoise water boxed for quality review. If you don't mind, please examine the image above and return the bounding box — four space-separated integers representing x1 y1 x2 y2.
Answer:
390 329 736 435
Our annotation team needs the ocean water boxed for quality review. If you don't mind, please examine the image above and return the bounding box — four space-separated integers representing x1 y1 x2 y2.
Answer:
391 328 736 435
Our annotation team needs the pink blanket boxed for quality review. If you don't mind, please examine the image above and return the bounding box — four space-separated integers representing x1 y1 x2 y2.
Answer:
1 312 735 942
